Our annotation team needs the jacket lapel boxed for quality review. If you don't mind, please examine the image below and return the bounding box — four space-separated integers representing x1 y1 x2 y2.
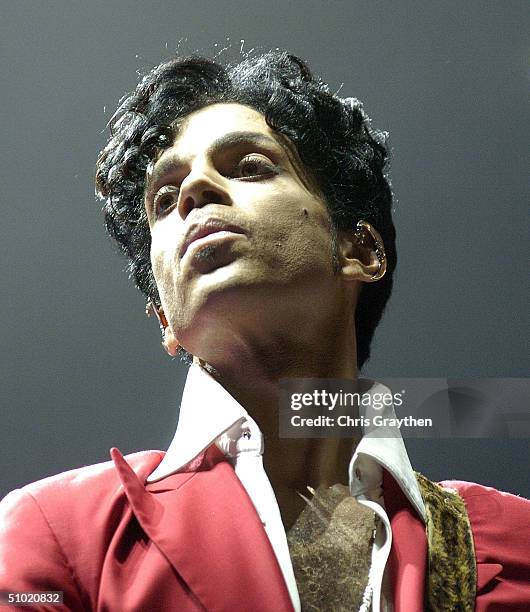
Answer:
111 447 293 612
383 469 427 612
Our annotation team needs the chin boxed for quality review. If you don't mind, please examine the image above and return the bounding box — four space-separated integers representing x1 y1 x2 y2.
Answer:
176 282 268 350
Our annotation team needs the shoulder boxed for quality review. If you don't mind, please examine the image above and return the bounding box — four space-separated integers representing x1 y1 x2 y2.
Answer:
0 449 164 546
0 450 164 606
2 449 163 511
438 479 530 536
437 481 530 607
438 479 530 569
438 478 530 519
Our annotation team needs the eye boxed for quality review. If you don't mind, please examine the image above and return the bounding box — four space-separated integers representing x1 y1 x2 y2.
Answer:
153 185 179 216
232 154 276 179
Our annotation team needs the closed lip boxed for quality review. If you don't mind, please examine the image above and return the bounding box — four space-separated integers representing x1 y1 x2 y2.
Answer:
180 219 246 258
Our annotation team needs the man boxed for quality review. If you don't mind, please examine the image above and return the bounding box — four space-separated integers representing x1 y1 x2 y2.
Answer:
1 51 529 611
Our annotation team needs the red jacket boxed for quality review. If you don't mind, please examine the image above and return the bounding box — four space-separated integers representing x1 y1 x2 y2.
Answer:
1 448 529 611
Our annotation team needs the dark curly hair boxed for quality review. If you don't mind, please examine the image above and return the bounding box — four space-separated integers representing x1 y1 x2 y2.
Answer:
95 51 396 369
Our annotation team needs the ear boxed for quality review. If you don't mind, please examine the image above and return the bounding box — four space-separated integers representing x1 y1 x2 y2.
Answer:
337 221 387 283
146 301 180 357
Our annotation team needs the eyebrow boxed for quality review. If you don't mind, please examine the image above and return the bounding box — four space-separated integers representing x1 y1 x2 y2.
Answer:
147 130 284 191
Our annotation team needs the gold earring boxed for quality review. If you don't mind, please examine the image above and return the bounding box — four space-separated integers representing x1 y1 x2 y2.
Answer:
146 301 181 353
355 221 386 281
145 300 166 333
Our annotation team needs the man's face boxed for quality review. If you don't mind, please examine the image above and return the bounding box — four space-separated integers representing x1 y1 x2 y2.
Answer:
145 103 340 356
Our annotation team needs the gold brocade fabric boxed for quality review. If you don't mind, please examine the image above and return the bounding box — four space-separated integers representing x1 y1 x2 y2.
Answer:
415 473 477 612
286 484 376 612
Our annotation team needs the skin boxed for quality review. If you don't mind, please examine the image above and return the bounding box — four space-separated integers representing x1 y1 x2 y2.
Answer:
145 103 385 528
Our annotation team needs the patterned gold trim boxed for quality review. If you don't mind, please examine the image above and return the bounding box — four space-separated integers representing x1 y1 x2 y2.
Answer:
416 473 477 612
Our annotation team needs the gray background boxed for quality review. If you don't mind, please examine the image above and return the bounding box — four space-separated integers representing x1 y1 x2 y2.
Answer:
2 1 529 499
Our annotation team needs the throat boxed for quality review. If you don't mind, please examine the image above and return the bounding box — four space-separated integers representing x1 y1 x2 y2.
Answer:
263 436 358 530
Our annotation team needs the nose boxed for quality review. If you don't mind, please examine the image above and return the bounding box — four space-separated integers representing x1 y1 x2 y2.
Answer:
177 167 231 219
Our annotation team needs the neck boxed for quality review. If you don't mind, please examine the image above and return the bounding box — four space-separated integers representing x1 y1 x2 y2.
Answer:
200 316 362 528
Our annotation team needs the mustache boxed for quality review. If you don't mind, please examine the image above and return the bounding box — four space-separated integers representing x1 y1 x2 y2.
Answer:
179 214 248 259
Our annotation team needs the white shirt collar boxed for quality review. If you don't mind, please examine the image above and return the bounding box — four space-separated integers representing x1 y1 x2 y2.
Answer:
146 363 426 522
147 363 250 481
349 380 426 520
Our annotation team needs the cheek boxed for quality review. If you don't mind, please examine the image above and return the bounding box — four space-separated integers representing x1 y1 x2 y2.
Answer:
255 212 334 279
150 230 179 298
150 249 164 286
273 196 333 259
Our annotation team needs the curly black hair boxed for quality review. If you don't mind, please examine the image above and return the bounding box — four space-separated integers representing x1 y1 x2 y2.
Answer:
95 50 396 369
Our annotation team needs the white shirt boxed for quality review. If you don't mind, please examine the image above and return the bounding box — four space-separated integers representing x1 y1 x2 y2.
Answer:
147 364 426 611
